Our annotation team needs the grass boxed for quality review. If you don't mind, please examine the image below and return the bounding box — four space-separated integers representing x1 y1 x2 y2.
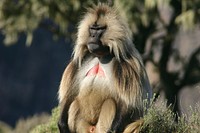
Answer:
141 98 200 133
30 108 59 133
1 99 197 133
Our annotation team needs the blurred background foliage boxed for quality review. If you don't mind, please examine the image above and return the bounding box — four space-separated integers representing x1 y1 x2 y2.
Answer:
1 0 200 45
0 0 93 45
0 0 200 131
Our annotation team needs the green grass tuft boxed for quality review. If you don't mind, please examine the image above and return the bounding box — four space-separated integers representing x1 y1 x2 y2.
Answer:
141 102 176 133
30 107 59 133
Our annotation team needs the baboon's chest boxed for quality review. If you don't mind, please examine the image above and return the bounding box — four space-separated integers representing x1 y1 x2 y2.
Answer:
86 63 105 77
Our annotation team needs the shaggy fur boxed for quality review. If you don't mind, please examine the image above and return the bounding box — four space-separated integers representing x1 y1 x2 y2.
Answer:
58 3 152 133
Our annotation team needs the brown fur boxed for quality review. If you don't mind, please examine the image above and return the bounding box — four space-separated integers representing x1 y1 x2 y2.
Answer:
58 3 152 133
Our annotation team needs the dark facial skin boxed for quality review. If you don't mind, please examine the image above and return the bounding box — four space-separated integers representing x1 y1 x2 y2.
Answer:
87 24 110 57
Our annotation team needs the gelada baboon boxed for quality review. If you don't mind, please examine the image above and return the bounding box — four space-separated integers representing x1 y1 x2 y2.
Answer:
58 1 152 133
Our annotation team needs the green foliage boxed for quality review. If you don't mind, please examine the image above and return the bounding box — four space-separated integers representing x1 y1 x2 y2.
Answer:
175 10 195 30
1 0 200 45
141 101 200 133
141 102 176 132
30 107 59 133
186 105 200 132
116 0 200 31
0 0 94 46
175 0 200 30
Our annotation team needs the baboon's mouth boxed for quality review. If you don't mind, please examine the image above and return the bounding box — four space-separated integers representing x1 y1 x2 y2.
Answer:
87 43 110 57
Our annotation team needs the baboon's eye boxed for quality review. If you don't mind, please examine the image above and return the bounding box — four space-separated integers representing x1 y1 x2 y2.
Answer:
89 24 106 39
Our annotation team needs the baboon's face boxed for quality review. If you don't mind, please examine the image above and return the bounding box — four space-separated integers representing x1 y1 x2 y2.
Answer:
87 22 109 57
76 4 132 59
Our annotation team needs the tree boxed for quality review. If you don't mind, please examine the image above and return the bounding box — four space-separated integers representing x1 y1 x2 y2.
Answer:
115 0 200 115
0 0 200 115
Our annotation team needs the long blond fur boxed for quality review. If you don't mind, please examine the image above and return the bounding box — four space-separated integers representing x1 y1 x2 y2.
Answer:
71 3 150 108
58 3 152 133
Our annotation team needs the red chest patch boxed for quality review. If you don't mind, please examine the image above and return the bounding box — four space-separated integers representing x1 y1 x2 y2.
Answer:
86 63 105 77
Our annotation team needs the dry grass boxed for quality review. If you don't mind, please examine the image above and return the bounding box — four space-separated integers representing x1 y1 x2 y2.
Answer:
2 100 198 133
